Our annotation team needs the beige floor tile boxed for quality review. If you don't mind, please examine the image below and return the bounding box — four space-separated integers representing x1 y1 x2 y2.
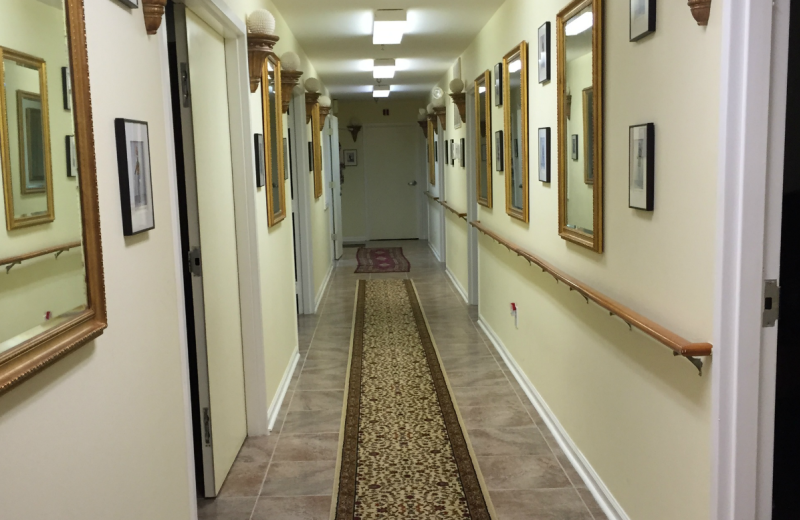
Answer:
490 489 593 520
197 497 256 520
261 461 336 497
458 405 534 429
272 433 339 462
251 496 332 520
288 390 344 412
467 427 552 457
281 409 343 434
477 454 572 490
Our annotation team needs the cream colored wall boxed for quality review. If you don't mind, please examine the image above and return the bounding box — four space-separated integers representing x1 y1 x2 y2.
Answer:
455 0 722 518
308 116 332 301
0 3 194 519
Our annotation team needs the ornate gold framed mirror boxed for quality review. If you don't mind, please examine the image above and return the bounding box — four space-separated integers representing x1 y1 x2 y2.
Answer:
427 117 436 186
1 48 55 229
557 0 603 252
475 70 492 208
503 42 529 222
310 103 323 199
0 0 106 394
263 54 286 226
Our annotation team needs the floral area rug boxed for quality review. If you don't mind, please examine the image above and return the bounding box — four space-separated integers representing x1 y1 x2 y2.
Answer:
332 279 493 519
354 247 411 273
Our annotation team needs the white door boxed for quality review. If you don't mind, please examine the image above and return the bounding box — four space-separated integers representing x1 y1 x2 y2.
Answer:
177 6 248 497
365 125 419 240
327 115 343 259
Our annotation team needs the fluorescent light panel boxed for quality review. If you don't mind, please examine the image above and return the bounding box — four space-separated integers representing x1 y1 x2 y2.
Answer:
373 58 396 79
373 9 407 45
373 85 391 98
565 12 593 36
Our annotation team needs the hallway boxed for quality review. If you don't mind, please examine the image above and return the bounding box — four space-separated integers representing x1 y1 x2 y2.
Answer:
199 241 606 520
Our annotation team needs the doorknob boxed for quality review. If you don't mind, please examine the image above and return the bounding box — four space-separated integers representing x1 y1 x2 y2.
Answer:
408 180 418 186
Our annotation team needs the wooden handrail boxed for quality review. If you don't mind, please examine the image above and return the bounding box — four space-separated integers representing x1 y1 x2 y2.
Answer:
438 200 468 220
1 241 82 272
470 221 712 370
424 191 440 201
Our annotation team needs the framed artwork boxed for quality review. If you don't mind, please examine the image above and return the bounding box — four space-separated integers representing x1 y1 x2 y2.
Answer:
454 142 460 167
450 139 455 166
445 141 449 164
495 130 504 171
308 141 313 172
630 0 656 41
460 137 466 166
538 128 550 182
283 137 290 180
629 123 655 211
571 134 579 161
494 63 503 106
66 135 78 178
538 22 551 83
61 67 72 111
114 119 154 236
117 0 139 7
435 141 438 162
254 134 266 187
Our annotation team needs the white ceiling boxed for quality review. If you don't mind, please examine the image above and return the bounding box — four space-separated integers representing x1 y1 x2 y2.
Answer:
269 0 506 100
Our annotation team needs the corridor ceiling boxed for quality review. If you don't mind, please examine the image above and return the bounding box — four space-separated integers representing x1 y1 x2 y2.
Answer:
269 0 506 99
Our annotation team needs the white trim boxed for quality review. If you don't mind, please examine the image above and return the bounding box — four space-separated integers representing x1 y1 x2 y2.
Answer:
159 26 199 520
344 236 367 244
314 262 334 314
711 0 780 518
428 239 442 262
477 317 628 520
267 347 300 431
445 267 468 304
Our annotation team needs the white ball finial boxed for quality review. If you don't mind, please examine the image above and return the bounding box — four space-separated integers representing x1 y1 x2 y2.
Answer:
318 95 332 107
281 52 300 72
247 10 275 35
417 112 427 122
427 103 434 114
419 108 428 117
305 77 321 93
432 96 446 108
449 78 465 94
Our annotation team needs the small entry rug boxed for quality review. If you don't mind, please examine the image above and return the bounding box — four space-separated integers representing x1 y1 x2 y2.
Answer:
332 279 493 519
354 247 410 273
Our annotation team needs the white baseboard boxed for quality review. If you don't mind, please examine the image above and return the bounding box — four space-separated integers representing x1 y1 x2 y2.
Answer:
267 347 300 431
428 240 442 262
477 316 629 520
314 262 334 314
445 268 468 304
344 236 367 244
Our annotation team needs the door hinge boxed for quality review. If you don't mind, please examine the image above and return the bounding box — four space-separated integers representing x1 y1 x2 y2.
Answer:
180 62 191 108
329 181 335 189
188 247 203 277
763 279 780 327
203 407 212 446
331 233 339 241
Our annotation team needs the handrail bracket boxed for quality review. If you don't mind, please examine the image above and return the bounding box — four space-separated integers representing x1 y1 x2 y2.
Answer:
674 352 704 376
5 261 21 274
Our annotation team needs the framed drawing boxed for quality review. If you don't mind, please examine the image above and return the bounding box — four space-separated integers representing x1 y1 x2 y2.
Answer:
61 67 72 110
538 22 551 83
445 141 449 164
494 62 503 106
114 118 154 236
66 135 78 178
629 123 654 211
283 137 289 180
450 139 455 166
460 138 466 166
254 133 266 188
117 0 139 7
571 134 579 161
538 127 550 183
308 141 313 172
495 130 504 171
630 0 656 41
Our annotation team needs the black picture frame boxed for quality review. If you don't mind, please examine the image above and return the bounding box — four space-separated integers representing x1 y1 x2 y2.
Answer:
450 139 455 166
445 141 449 164
630 0 657 42
308 141 313 172
571 135 579 161
628 123 655 211
494 63 503 106
66 135 78 178
460 138 466 166
254 134 266 188
287 130 294 180
538 127 551 183
283 137 290 180
61 67 71 111
344 149 358 166
537 22 551 83
435 141 438 162
114 118 154 236
117 0 139 8
495 130 504 171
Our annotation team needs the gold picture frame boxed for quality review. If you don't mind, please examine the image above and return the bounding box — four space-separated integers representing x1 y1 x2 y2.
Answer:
475 70 492 208
311 103 323 199
428 117 436 186
0 0 107 394
503 42 529 223
263 55 286 226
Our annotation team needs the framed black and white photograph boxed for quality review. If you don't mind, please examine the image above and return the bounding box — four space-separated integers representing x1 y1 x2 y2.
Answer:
254 134 266 187
630 0 656 41
445 141 449 164
629 123 655 211
344 149 357 166
495 130 504 171
435 141 438 162
537 22 551 83
61 67 71 111
450 139 455 166
283 137 290 180
571 134 579 161
308 141 314 171
454 141 461 167
117 0 139 8
494 63 503 106
66 135 78 178
460 138 466 166
538 127 551 183
114 119 154 236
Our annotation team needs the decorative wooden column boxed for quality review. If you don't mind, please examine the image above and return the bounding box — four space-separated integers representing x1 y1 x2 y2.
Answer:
450 93 466 124
280 70 303 114
428 114 438 134
305 93 320 124
433 107 447 131
687 0 711 26
142 0 167 35
418 121 428 138
319 106 331 131
248 33 279 93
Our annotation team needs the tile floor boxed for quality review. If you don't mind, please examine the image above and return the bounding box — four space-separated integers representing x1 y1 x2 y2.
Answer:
198 240 606 520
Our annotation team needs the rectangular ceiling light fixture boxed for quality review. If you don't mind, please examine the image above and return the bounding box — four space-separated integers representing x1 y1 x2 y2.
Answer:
373 85 391 98
373 58 397 79
373 9 407 45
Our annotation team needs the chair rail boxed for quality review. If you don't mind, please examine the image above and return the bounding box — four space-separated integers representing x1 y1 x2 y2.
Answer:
1 241 83 272
438 200 468 221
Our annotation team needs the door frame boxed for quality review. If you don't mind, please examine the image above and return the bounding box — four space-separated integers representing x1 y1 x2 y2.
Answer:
437 118 447 263
323 114 343 260
466 84 479 305
712 0 790 519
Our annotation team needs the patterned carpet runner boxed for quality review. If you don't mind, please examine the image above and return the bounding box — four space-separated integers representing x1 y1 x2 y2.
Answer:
354 247 411 273
333 279 492 519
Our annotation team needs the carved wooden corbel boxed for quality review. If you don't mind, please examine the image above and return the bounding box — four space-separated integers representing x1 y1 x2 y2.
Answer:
418 121 428 139
450 93 466 124
305 93 320 124
142 0 167 35
318 106 331 131
280 70 303 114
687 0 711 26
248 33 279 93
427 114 439 134
433 107 447 131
